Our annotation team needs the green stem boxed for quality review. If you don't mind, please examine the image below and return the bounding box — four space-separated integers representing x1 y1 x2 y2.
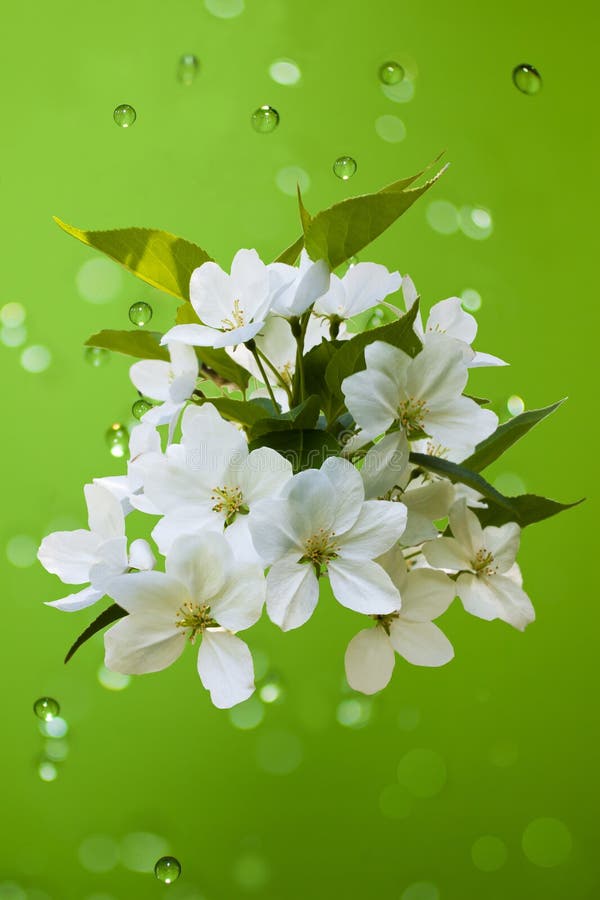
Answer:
246 340 279 410
256 346 293 405
291 314 310 406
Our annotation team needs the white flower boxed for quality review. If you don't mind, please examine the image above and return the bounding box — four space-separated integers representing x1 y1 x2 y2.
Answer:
423 499 534 630
141 404 293 556
268 250 330 317
315 262 401 320
342 340 498 459
248 457 408 631
129 342 198 440
345 546 455 694
104 532 265 708
94 422 163 515
38 484 155 612
161 249 272 349
402 275 506 368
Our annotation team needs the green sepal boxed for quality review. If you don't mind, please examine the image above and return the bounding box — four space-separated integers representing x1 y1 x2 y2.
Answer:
54 218 212 301
64 603 126 664
249 429 340 473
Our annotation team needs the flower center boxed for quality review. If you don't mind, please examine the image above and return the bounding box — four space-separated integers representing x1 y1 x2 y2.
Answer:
472 548 497 576
372 611 400 635
175 601 217 643
300 528 339 568
211 485 249 526
221 299 246 332
398 397 428 436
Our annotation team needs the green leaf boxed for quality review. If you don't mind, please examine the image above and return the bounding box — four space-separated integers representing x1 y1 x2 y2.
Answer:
409 452 582 528
303 338 344 422
324 302 422 420
302 161 447 269
54 217 213 301
250 395 321 439
463 399 566 472
65 604 126 664
273 234 304 265
84 329 169 361
176 303 250 389
202 397 272 429
297 185 312 233
249 429 340 473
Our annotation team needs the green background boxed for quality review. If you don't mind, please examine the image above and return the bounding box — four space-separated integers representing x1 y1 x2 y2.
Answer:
1 0 597 897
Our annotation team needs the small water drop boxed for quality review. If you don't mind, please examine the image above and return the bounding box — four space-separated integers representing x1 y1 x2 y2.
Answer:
38 760 58 782
507 395 525 416
269 58 301 85
177 53 199 85
512 64 542 95
113 104 137 128
20 344 52 373
251 105 280 133
461 288 482 311
379 61 405 85
154 856 181 884
132 398 152 420
333 156 357 181
1 324 27 347
128 301 153 327
259 672 284 704
106 423 129 458
0 302 26 327
85 347 110 367
33 697 60 722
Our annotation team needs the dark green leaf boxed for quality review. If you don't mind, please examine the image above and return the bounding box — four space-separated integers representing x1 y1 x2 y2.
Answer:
249 429 340 473
250 395 321 439
65 604 126 664
202 397 272 429
463 399 566 472
302 162 447 269
464 394 491 406
409 452 517 515
176 303 250 389
84 329 169 361
477 494 584 528
54 218 212 301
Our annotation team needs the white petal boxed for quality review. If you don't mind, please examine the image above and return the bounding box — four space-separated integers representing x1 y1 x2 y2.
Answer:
342 264 401 316
457 572 535 631
106 570 187 617
197 631 255 708
190 261 233 326
129 421 162 459
400 569 456 622
37 529 103 584
448 499 484 556
364 340 411 388
422 535 472 572
328 558 400 614
142 458 211 515
212 321 264 348
129 359 171 401
389 620 454 667
406 341 467 406
104 614 185 674
403 478 454 520
236 447 293 504
181 403 248 466
400 511 439 547
248 498 303 564
211 563 266 631
360 431 410 499
344 628 395 694
150 508 213 555
277 258 330 316
426 397 498 453
128 538 156 571
470 350 508 368
484 522 520 573
230 248 270 319
266 556 319 631
46 585 104 612
340 500 407 560
165 532 229 602
315 274 346 316
89 537 129 590
320 456 365 533
341 368 399 435
426 297 477 344
168 341 199 377
282 468 338 536
85 483 125 540
160 324 219 347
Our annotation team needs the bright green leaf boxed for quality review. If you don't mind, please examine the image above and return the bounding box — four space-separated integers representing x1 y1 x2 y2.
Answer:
84 329 169 361
54 217 213 301
249 428 340 473
273 234 304 264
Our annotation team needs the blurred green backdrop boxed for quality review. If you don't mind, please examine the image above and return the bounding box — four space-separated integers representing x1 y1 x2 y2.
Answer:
1 0 597 897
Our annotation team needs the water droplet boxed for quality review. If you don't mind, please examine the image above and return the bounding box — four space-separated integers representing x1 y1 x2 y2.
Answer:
375 114 406 143
493 472 526 495
379 61 405 85
78 835 120 874
507 395 525 416
460 288 482 311
44 738 69 761
1 324 27 347
0 302 26 327
121 833 169 873
513 64 542 95
177 53 199 85
154 856 181 884
522 817 572 867
97 664 131 691
336 696 372 728
128 301 153 327
113 104 136 128
458 205 493 240
77 258 123 304
426 200 459 235
275 165 311 197
401 882 440 900
471 835 508 872
251 105 280 133
33 697 60 721
269 58 301 85
106 423 129 458
205 0 244 17
37 760 58 782
39 716 69 738
259 672 284 704
6 534 38 568
228 695 265 730
333 156 357 181
20 345 51 373
132 398 152 420
85 347 110 367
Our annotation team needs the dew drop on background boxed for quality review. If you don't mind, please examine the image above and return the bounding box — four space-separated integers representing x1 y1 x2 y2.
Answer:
401 881 440 900
275 166 311 197
6 534 38 568
333 156 357 181
251 105 280 133
507 395 525 416
336 696 372 728
1 302 26 327
177 53 199 85
154 856 182 884
1 324 27 347
106 423 129 458
461 288 482 311
113 104 136 128
228 695 265 730
37 760 58 782
39 715 68 738
97 664 131 691
129 301 153 327
471 835 508 872
375 114 406 143
85 347 110 367
458 205 493 240
513 64 542 95
20 345 51 373
132 398 152 420
426 200 459 235
258 672 284 704
77 258 123 304
379 61 405 85
204 0 244 18
269 58 301 85
33 697 60 721
522 817 572 867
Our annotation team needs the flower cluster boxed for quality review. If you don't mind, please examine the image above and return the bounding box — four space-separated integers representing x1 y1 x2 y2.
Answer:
41 167 575 707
